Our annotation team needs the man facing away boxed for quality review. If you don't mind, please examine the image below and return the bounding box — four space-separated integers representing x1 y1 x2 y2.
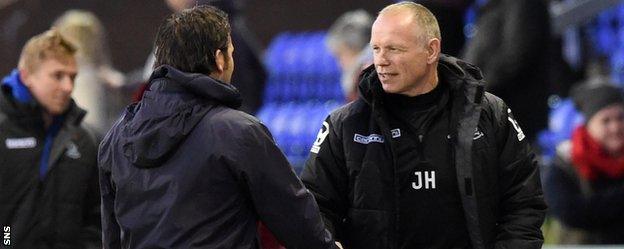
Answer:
0 30 100 248
98 6 335 249
302 2 546 249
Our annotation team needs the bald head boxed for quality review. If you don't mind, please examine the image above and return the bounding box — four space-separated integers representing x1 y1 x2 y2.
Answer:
377 1 441 45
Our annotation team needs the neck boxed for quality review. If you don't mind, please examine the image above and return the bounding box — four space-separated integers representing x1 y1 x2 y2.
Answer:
404 68 439 97
42 112 53 129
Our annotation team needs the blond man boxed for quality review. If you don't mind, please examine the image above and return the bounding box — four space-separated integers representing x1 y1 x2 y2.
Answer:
0 29 100 248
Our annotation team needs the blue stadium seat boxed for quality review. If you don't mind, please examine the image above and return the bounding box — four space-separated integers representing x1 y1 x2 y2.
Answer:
538 98 584 164
260 31 346 170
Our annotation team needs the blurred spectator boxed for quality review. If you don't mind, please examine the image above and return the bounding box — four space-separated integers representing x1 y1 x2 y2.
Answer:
462 0 551 141
53 10 127 135
544 82 624 244
326 9 373 102
140 0 266 114
0 29 100 248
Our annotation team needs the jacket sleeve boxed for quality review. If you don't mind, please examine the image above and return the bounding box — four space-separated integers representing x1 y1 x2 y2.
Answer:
80 128 102 249
300 116 349 242
82 157 102 249
493 103 547 249
98 136 121 249
224 121 336 249
544 157 624 229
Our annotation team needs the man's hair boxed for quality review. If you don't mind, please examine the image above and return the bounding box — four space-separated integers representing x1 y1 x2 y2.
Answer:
326 9 373 53
379 1 441 43
18 29 77 72
153 5 231 75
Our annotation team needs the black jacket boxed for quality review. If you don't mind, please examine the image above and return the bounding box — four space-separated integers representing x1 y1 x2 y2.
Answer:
301 55 546 249
544 140 624 244
0 86 100 249
461 0 551 140
98 65 334 249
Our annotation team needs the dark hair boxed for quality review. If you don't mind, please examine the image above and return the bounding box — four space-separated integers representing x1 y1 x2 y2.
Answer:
154 6 230 74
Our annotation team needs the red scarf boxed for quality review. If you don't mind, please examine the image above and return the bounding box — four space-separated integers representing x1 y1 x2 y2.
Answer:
571 126 624 180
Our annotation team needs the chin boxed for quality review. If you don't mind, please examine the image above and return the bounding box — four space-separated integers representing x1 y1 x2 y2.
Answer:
606 143 624 156
49 106 68 116
381 84 397 94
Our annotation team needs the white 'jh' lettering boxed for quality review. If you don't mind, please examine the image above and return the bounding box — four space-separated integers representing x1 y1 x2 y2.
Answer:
412 171 436 190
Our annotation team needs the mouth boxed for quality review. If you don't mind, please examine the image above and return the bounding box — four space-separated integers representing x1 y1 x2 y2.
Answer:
378 73 397 81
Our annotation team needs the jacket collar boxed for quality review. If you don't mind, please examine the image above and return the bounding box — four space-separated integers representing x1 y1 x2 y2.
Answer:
0 77 86 129
147 65 242 109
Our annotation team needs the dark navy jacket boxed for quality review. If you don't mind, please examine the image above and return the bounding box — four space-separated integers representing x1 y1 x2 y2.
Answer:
98 66 334 249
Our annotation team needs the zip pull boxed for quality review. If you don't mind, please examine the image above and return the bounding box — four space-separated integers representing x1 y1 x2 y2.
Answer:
416 134 427 163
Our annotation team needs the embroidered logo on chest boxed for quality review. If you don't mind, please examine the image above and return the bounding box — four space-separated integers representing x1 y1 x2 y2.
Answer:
65 142 81 159
473 127 484 140
391 128 401 138
5 137 36 149
353 133 385 144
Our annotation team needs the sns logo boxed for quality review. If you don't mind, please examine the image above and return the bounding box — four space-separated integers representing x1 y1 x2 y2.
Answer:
3 226 9 246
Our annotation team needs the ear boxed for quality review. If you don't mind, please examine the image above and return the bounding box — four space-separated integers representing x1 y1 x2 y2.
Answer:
214 49 225 73
18 68 32 87
426 38 441 64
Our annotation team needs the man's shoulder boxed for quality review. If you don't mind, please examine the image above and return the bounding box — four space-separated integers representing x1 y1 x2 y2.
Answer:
479 92 508 122
327 99 370 124
198 106 263 133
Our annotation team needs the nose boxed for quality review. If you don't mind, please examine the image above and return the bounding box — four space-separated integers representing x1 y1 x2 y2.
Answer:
374 50 390 67
60 75 74 94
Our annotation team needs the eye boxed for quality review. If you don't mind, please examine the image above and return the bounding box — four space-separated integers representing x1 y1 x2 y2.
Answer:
53 72 63 81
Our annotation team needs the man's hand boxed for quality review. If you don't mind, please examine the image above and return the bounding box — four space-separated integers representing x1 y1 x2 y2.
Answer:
336 242 343 249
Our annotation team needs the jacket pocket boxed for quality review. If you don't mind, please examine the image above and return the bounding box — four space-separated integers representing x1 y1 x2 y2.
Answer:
343 208 389 249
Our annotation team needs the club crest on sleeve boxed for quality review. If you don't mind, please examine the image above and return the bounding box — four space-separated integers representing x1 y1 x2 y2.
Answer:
311 121 330 153
507 108 525 141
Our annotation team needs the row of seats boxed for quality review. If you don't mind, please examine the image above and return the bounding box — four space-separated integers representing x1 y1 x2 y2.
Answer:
260 32 345 173
587 4 624 85
591 4 624 56
263 32 343 102
538 99 584 164
257 101 342 172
